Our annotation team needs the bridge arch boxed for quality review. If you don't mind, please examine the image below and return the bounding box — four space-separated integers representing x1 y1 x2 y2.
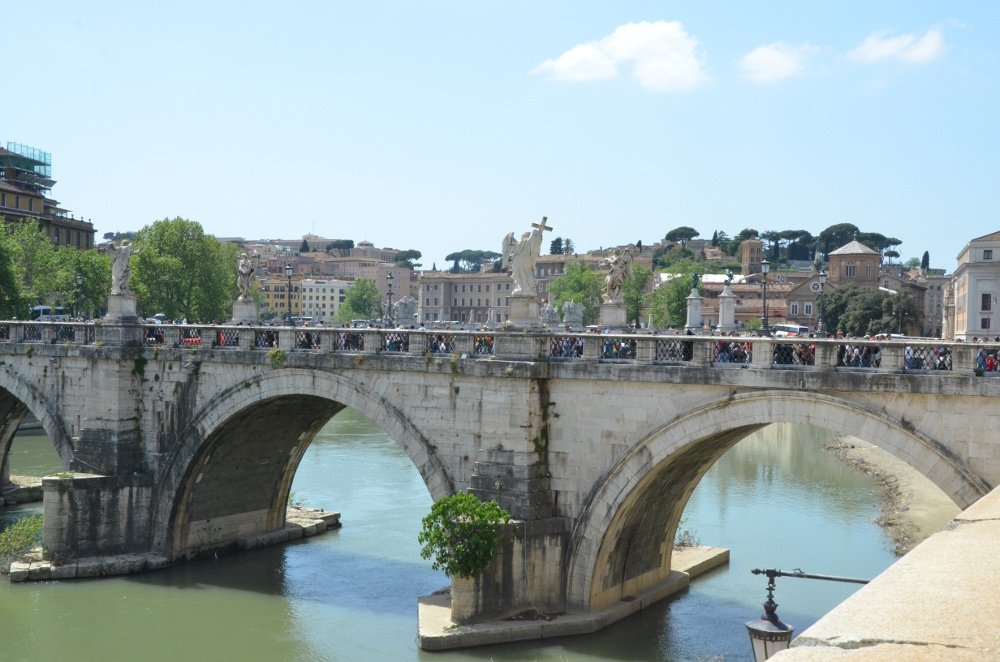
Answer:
0 367 74 484
149 368 454 556
566 389 988 612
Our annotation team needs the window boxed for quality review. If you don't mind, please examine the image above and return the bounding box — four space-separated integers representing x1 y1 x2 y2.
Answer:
985 250 994 260
844 263 856 278
983 293 993 311
804 303 813 316
790 303 799 316
982 318 991 330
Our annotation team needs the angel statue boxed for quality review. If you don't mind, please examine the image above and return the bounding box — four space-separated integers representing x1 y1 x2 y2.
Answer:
501 217 551 296
601 245 634 303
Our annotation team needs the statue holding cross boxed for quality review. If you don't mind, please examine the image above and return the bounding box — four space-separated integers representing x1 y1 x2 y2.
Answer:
502 216 552 296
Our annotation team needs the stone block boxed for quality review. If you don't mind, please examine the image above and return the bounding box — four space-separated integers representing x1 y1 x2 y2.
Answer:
27 562 52 581
49 562 79 580
8 562 30 582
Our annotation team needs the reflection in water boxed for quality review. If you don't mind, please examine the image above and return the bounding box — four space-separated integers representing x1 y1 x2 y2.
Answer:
0 414 912 661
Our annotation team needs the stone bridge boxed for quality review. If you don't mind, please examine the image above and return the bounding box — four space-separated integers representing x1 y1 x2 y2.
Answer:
1 320 998 630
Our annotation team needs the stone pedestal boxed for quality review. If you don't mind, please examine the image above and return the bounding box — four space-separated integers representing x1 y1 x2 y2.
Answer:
717 285 738 334
599 302 628 330
232 299 260 325
507 295 542 330
105 293 139 323
685 289 703 332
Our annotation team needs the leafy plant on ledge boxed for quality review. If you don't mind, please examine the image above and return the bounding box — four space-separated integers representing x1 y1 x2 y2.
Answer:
267 348 286 367
418 492 511 578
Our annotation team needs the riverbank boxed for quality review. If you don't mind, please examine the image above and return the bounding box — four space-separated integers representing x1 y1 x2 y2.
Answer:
825 435 961 555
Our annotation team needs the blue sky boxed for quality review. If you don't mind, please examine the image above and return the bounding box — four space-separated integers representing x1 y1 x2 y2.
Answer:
5 2 997 271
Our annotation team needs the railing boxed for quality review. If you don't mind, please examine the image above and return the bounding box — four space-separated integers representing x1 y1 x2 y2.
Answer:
0 321 990 376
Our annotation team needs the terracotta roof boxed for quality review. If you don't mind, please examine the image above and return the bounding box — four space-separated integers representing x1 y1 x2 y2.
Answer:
971 230 1000 242
829 240 879 256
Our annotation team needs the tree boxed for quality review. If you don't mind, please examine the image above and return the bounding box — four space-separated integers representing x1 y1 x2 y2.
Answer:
338 277 382 322
883 250 900 264
816 223 860 257
623 265 652 328
131 217 239 322
647 260 703 329
325 239 354 257
563 238 575 255
549 237 564 255
393 249 422 269
821 284 921 337
904 257 921 269
652 243 694 270
921 251 930 271
664 226 699 245
0 219 26 318
444 249 501 273
548 261 603 325
300 239 311 253
417 492 511 578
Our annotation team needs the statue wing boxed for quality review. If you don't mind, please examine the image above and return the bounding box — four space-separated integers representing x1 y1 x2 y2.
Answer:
501 232 516 269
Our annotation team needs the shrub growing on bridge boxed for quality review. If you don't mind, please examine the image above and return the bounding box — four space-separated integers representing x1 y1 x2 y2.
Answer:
0 514 43 572
418 492 511 578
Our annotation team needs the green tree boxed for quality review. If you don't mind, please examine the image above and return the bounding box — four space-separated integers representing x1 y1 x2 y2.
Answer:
563 238 575 255
816 223 860 257
8 219 61 308
623 265 652 328
647 260 703 329
549 237 564 255
0 219 27 317
548 261 603 325
131 217 239 322
326 239 354 256
339 277 383 322
445 249 501 273
821 284 920 336
417 492 511 578
664 226 699 245
300 239 311 253
921 251 930 270
393 249 422 269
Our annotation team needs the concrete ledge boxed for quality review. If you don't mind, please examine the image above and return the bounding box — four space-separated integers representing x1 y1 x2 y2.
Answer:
774 487 1000 660
417 545 728 651
6 508 341 583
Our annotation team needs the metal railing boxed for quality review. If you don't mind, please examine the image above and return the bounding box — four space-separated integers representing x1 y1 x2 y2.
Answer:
0 321 991 376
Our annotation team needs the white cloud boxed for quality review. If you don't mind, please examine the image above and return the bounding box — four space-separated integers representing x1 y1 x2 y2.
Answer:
531 20 708 92
849 28 944 64
737 42 817 84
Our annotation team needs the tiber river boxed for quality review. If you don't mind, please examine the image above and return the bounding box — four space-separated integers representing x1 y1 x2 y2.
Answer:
0 412 929 661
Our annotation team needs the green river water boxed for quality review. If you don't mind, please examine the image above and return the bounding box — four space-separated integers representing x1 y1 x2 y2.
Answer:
0 413 914 661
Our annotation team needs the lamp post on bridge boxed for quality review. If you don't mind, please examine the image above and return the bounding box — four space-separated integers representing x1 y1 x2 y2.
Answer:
760 259 771 336
746 567 869 661
816 270 827 338
385 271 394 327
75 273 83 320
285 264 294 327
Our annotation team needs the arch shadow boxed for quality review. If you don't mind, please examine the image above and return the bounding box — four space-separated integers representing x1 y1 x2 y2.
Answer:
566 390 988 612
149 368 453 556
0 371 74 486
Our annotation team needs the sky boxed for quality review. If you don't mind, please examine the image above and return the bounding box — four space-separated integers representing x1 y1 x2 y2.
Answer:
5 2 999 272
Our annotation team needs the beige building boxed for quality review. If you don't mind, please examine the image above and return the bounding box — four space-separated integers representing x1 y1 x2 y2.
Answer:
418 270 514 325
947 231 1000 340
0 142 95 249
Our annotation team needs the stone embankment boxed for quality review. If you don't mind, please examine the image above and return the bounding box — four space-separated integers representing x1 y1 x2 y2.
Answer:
826 436 961 555
6 507 340 583
0 476 43 506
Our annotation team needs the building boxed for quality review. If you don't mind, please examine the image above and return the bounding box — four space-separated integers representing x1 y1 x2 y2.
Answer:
947 231 1000 341
418 270 514 325
0 142 95 249
827 240 880 289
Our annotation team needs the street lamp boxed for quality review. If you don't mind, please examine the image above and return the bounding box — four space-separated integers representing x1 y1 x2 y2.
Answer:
75 273 83 320
745 569 793 661
385 271 394 327
817 270 827 338
285 264 294 327
760 259 771 336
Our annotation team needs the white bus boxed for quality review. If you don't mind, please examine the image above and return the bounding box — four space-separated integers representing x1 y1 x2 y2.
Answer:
30 305 71 321
772 323 810 337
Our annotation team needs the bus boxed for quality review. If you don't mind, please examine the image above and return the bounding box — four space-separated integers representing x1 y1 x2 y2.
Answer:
30 305 71 321
772 323 810 338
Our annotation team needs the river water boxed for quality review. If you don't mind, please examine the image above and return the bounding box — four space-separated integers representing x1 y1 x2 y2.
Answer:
1 414 908 661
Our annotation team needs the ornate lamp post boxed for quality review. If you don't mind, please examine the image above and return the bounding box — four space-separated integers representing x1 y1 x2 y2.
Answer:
285 264 294 327
75 273 83 319
745 569 793 661
760 259 771 336
816 270 827 337
385 271 394 327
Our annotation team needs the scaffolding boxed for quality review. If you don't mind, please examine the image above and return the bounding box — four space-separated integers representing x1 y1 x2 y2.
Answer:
1 141 55 194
